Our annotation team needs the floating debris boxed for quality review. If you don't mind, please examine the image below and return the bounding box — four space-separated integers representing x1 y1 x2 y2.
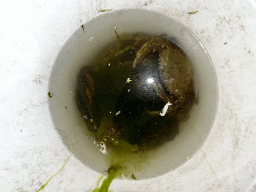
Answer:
80 25 85 32
99 9 113 12
48 91 53 98
19 108 28 115
160 102 172 116
126 78 132 83
186 155 191 160
131 173 137 180
188 11 198 14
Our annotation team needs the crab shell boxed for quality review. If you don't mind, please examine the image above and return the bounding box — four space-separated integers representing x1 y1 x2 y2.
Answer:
133 36 193 99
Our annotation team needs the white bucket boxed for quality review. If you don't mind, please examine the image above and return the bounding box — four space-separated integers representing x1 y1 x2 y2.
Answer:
49 9 218 179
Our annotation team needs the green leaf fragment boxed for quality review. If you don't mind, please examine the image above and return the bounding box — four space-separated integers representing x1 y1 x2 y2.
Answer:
188 11 198 14
48 91 53 98
131 173 137 180
80 25 85 32
99 9 113 12
93 165 121 192
36 154 72 192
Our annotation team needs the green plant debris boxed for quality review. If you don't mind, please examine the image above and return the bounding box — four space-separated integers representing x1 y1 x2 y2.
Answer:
114 27 120 41
99 9 113 12
96 117 139 152
188 11 198 14
96 175 104 189
94 173 116 192
48 91 53 98
200 150 219 180
131 173 137 180
19 108 28 115
80 25 85 32
186 155 191 160
36 154 72 192
93 165 121 192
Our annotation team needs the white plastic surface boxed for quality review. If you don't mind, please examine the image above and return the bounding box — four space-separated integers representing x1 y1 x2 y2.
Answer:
1 0 256 191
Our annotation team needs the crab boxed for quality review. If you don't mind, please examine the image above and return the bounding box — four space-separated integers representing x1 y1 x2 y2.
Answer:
132 36 195 116
76 34 197 149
